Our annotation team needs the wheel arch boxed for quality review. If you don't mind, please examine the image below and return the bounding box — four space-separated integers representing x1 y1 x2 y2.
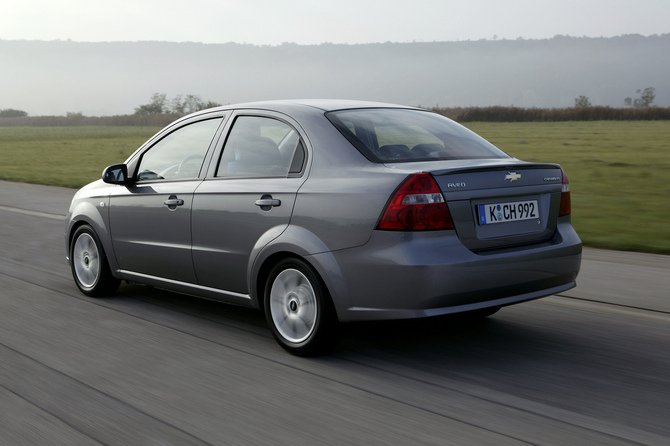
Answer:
250 226 351 320
66 201 120 278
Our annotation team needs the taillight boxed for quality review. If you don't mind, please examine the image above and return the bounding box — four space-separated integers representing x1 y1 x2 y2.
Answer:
559 167 571 217
377 173 454 230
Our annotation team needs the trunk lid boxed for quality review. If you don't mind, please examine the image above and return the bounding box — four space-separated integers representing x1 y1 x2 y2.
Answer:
429 160 564 251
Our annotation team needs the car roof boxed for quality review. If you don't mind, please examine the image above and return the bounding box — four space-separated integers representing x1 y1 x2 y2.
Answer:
204 99 421 114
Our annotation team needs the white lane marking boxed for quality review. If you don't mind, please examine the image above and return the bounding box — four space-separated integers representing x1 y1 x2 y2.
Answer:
0 205 65 221
546 295 670 323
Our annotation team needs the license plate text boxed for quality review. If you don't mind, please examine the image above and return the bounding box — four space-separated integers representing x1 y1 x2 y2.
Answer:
478 200 538 225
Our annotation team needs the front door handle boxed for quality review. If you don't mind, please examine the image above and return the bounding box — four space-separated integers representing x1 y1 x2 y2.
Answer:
255 195 281 211
164 195 185 210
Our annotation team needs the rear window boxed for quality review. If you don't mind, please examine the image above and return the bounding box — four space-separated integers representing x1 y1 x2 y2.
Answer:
326 108 511 163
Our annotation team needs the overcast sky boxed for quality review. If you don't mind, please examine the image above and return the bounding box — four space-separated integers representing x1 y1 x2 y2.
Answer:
2 0 669 45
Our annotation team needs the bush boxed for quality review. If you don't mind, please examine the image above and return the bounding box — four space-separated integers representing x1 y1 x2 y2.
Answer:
0 109 28 118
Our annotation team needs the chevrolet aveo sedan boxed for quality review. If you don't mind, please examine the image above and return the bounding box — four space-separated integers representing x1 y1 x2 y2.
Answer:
65 100 581 355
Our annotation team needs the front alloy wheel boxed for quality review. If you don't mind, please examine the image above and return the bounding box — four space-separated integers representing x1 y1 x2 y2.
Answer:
70 225 120 297
265 258 340 356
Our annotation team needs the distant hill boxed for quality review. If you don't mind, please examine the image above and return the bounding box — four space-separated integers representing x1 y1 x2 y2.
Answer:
1 35 669 116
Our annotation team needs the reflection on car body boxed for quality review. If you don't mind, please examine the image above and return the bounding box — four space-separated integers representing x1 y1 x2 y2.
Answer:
65 100 581 355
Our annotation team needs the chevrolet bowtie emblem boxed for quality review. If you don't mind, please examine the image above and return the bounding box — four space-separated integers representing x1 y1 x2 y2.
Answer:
505 172 521 182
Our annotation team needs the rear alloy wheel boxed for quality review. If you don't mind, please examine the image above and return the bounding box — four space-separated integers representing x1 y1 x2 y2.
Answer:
70 225 120 297
265 258 340 356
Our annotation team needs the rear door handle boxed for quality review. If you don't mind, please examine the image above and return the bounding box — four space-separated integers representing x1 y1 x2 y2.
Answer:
255 199 281 207
255 195 281 211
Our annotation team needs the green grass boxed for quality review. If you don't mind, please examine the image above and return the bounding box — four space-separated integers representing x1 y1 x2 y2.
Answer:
464 121 670 254
0 122 669 254
0 126 160 188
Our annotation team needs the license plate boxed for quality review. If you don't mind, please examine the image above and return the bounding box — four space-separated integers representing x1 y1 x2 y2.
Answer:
478 200 538 225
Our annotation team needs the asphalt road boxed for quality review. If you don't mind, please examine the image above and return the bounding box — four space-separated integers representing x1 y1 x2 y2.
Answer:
1 180 669 445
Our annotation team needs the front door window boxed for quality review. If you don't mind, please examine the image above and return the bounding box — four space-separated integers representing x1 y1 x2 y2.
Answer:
138 118 222 181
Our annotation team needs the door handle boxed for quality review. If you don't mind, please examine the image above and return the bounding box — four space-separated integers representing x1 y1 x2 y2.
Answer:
255 195 281 211
255 199 281 207
164 195 185 210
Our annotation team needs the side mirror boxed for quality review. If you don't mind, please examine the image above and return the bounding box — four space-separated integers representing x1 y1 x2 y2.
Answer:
102 164 129 185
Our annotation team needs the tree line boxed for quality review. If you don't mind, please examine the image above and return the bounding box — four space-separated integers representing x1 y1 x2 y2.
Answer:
433 105 670 122
133 93 221 115
575 87 656 109
3 91 670 126
0 113 180 127
0 92 221 124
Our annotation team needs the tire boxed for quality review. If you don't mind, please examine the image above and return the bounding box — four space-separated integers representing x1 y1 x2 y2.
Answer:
70 225 120 297
264 258 340 356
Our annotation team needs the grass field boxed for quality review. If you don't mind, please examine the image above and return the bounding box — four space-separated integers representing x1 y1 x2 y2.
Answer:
0 126 160 188
464 121 670 254
0 122 668 254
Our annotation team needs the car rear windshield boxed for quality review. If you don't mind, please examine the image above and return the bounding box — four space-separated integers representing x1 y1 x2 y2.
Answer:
326 108 511 163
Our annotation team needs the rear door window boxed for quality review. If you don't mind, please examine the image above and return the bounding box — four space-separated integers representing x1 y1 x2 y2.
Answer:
216 116 305 178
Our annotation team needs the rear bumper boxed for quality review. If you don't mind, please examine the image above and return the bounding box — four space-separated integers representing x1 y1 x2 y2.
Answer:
343 282 576 321
313 220 582 322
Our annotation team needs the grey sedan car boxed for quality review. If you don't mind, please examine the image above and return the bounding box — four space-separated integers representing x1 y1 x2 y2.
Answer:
65 100 581 355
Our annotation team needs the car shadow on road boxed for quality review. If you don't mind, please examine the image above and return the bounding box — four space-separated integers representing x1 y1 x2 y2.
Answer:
331 307 593 382
109 282 586 370
112 282 574 367
109 282 269 333
337 312 555 358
